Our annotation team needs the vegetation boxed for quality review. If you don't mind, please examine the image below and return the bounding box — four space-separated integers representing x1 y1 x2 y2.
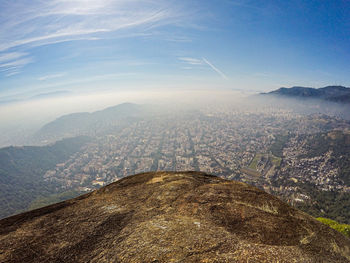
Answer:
241 167 260 177
316 217 350 238
268 86 350 104
28 190 85 210
295 187 350 224
270 134 290 157
300 131 350 186
248 153 281 171
269 155 282 167
0 136 91 219
248 154 262 170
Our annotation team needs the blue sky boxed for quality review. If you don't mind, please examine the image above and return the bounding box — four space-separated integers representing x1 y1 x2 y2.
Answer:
0 0 350 100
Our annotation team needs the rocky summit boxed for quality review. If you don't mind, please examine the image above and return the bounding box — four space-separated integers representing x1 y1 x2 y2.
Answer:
1 171 350 263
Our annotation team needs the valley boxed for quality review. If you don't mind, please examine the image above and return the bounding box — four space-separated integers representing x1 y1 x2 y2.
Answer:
2 103 349 224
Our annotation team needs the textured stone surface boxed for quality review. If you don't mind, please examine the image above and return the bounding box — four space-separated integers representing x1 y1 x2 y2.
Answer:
1 171 350 262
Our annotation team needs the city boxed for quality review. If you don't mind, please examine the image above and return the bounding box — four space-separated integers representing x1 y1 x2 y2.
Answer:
41 107 350 215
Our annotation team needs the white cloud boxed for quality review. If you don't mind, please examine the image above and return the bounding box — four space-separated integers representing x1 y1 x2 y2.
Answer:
38 73 66 81
0 52 28 63
0 58 33 68
202 57 228 80
0 0 184 52
5 71 20 77
179 56 229 80
178 57 204 65
0 54 34 76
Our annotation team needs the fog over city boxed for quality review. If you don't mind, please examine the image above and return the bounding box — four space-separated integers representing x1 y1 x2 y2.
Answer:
0 88 348 147
0 89 245 146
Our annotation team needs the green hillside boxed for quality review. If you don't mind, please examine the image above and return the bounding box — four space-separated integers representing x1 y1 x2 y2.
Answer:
0 136 91 219
317 217 350 238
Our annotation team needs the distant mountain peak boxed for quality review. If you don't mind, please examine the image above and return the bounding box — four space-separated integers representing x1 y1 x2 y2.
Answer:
262 85 350 103
1 171 350 262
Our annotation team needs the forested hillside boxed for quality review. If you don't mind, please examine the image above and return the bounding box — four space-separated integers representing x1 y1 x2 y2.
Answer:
0 136 91 219
300 131 350 185
271 130 350 224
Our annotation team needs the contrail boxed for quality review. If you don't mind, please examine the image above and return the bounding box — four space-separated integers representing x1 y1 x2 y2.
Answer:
202 57 228 80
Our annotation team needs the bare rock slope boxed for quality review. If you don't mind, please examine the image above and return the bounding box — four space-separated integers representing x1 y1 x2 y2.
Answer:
1 171 350 262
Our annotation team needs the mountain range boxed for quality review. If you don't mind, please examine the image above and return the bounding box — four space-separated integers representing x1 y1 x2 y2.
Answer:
1 171 350 262
262 86 350 103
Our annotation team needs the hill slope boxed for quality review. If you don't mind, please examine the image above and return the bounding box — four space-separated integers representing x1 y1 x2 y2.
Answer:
1 171 350 262
0 136 91 219
263 85 350 103
33 103 149 143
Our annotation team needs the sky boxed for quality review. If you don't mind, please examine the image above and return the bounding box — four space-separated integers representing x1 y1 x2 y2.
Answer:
0 0 350 102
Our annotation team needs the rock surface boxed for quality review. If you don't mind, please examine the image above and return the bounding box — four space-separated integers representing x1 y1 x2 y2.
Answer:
1 171 350 262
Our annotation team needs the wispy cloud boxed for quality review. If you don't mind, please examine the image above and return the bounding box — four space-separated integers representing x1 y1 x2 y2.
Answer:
179 56 229 80
0 52 28 63
0 0 184 52
179 57 204 65
0 57 34 69
202 57 228 80
5 71 21 77
0 0 191 79
0 52 34 76
38 73 66 81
